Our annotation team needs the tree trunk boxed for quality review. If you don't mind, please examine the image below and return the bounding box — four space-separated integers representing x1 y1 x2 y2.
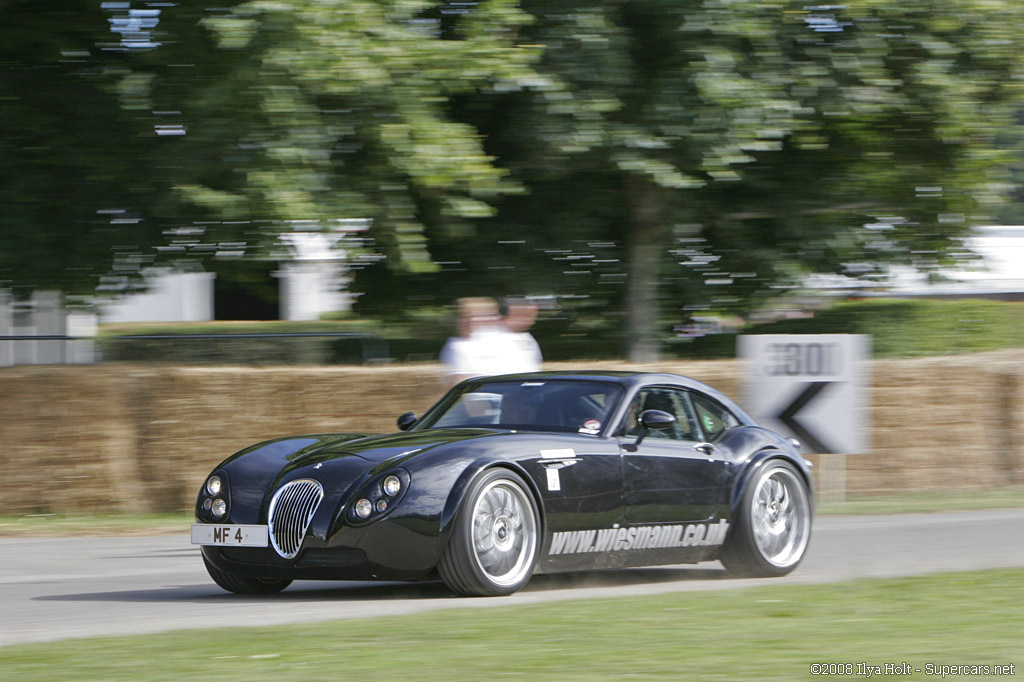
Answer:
624 176 667 364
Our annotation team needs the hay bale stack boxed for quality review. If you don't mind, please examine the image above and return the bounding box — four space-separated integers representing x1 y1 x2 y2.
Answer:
1 351 1021 513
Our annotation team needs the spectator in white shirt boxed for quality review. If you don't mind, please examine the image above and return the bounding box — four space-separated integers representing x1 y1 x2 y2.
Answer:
440 297 543 386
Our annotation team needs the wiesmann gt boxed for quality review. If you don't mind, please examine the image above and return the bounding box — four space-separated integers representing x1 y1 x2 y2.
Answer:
192 371 814 596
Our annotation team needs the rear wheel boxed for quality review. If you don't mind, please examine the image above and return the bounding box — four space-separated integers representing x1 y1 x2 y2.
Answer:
438 469 540 596
719 460 811 578
202 554 292 594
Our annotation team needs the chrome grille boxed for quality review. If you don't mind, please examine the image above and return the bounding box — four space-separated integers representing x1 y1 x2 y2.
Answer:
268 479 324 559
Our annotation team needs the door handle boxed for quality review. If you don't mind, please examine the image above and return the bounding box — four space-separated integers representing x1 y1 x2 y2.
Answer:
693 442 715 456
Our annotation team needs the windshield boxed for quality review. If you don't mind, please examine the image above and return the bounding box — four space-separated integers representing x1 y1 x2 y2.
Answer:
415 379 624 435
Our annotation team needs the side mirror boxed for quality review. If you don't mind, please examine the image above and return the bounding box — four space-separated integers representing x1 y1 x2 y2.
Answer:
397 412 417 431
634 409 675 446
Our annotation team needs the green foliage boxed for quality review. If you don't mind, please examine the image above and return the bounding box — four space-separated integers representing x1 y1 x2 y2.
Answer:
367 0 1024 358
3 0 1024 363
188 0 542 271
96 298 1024 363
0 1 169 294
97 320 393 365
672 298 1024 359
0 0 542 295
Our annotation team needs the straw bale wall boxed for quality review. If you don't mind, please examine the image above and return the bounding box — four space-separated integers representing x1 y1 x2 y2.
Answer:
1 350 1022 515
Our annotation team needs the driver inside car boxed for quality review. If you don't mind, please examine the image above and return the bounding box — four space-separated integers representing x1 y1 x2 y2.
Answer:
499 392 540 426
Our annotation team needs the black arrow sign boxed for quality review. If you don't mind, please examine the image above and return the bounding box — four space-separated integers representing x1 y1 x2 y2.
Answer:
777 381 836 454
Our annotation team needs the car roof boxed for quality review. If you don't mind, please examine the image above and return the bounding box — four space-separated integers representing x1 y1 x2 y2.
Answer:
460 370 754 424
464 370 703 389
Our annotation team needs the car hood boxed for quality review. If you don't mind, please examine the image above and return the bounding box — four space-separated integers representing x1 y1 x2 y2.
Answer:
290 428 505 466
220 428 515 470
216 429 507 518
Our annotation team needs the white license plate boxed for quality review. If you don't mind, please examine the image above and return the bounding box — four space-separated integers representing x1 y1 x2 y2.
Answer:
191 524 269 548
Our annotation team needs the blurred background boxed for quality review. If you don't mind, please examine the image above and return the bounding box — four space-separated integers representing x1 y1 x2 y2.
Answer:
1 1 1023 517
2 0 1022 367
3 6 1022 674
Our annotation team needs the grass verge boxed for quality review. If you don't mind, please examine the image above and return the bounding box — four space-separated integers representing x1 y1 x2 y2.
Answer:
1 569 1020 680
1 487 1020 538
815 486 1024 516
0 513 193 537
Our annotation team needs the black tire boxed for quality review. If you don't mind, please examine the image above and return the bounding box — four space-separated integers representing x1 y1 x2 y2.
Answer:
202 554 292 594
719 459 812 578
438 468 541 597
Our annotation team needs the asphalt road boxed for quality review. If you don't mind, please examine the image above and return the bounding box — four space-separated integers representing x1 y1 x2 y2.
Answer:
3 509 1023 647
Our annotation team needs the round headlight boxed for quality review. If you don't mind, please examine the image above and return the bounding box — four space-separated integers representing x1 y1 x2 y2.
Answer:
375 499 388 513
382 475 401 496
206 476 222 496
211 498 227 518
354 498 373 518
203 499 213 511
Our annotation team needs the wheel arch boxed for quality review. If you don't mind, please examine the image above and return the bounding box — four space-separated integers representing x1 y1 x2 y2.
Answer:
438 458 547 547
729 450 815 517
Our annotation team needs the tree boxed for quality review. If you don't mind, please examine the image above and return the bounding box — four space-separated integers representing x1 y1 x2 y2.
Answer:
449 0 1024 360
167 0 542 271
0 1 169 296
0 0 280 301
0 0 542 305
4 0 1022 360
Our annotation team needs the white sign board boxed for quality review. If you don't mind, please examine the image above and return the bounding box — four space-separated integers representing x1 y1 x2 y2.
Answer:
738 334 870 454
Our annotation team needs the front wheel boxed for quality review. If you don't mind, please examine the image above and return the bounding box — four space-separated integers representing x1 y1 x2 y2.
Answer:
719 460 812 578
202 554 292 594
438 468 541 596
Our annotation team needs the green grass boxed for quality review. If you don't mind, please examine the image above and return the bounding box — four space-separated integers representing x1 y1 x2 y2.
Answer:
1 487 1021 537
1 569 1020 680
816 486 1024 516
0 512 193 537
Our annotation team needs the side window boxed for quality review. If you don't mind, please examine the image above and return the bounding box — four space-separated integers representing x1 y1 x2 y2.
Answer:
619 387 700 441
690 393 739 441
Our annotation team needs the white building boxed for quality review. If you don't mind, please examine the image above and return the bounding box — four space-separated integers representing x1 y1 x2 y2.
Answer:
1 222 369 365
97 269 216 324
274 229 358 321
0 290 95 366
805 225 1024 300
97 221 369 324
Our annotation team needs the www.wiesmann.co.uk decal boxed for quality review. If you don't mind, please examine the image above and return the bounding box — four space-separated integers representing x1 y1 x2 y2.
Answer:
548 520 730 555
